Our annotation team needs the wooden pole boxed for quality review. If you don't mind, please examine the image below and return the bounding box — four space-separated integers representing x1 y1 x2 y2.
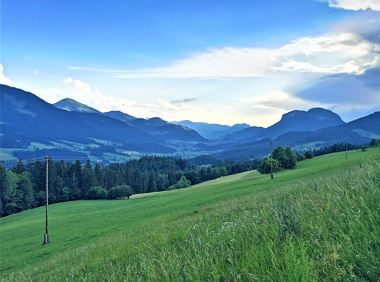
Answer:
345 143 348 160
43 156 49 244
270 140 274 180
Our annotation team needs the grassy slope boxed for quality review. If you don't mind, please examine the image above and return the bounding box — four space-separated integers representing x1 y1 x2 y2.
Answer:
1 149 379 281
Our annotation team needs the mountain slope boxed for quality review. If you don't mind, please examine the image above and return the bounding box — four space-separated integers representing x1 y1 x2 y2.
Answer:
54 98 100 113
0 85 173 159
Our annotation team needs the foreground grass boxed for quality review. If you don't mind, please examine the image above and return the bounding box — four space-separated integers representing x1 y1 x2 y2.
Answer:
1 149 379 281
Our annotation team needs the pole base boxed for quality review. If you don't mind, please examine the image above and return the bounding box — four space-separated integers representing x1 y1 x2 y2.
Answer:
43 233 49 244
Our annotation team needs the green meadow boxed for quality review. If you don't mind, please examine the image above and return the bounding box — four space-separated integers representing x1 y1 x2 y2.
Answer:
1 149 379 281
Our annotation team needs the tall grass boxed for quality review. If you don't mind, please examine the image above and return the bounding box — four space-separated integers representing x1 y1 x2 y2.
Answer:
5 159 380 281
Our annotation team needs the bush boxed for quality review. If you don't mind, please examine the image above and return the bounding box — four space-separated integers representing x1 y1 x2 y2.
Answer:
108 185 133 199
304 151 313 159
257 157 281 174
87 186 108 199
169 176 191 190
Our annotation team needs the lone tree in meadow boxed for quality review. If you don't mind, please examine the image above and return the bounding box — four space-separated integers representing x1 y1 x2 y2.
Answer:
257 146 298 175
272 146 297 169
257 157 280 174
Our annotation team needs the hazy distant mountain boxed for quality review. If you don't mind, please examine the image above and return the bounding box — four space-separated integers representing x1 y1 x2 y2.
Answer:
223 126 265 142
173 120 251 139
227 108 345 142
129 117 206 142
0 85 173 161
54 98 100 114
105 112 205 142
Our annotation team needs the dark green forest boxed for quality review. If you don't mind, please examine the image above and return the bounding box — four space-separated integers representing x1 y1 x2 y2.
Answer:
0 156 258 217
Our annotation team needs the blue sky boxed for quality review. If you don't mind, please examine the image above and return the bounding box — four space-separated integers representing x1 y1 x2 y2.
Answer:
1 0 379 126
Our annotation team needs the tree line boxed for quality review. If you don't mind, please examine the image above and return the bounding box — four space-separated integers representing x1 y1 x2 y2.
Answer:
0 156 258 217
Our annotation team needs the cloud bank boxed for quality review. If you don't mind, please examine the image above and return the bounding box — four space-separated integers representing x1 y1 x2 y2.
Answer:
327 0 380 11
113 32 378 79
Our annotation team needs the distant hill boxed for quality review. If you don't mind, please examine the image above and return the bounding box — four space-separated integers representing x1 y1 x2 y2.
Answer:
226 108 345 142
173 120 251 139
54 98 100 113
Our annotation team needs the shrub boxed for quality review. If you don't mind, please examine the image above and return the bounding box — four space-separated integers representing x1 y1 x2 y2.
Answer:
87 186 108 199
304 151 313 159
257 157 281 174
108 185 133 199
169 176 191 190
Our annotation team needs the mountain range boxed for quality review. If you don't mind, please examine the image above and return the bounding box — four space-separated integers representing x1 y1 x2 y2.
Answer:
1 84 379 163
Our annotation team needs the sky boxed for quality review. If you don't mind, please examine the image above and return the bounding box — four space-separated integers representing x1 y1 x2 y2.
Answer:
1 0 379 126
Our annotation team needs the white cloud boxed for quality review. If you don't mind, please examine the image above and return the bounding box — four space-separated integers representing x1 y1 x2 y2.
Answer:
0 64 15 86
240 90 320 111
64 77 95 95
63 77 137 113
327 0 380 11
114 32 378 79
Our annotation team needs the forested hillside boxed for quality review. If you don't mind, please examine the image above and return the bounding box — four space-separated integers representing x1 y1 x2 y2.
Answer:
0 157 257 216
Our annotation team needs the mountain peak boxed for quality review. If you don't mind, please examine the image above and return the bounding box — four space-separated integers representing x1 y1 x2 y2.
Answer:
269 107 345 137
54 98 100 113
281 108 344 123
